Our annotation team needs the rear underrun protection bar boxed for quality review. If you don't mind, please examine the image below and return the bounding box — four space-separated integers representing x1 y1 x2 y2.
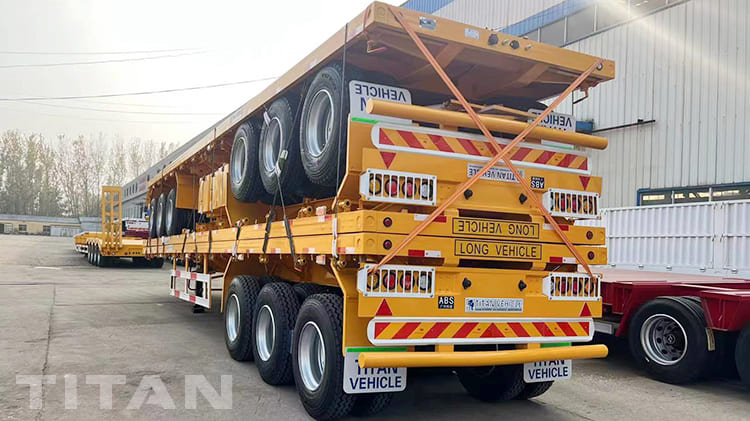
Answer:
369 5 603 279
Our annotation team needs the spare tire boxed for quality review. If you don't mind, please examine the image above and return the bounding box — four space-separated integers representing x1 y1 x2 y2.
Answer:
165 188 190 236
148 197 157 238
230 122 265 202
155 193 167 237
299 65 348 187
259 97 304 197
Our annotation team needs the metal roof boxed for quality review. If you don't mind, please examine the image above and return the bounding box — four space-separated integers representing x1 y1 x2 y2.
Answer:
0 214 81 225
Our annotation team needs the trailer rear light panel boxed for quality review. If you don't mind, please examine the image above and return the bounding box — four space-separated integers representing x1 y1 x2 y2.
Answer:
542 272 601 301
360 169 437 206
358 264 435 298
543 189 599 219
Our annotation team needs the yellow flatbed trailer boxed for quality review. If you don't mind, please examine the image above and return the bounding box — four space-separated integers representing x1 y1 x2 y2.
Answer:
145 3 614 418
75 186 163 268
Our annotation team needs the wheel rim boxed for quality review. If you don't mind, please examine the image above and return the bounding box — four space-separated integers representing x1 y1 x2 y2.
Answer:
304 89 334 158
262 117 283 173
231 135 247 185
640 313 687 365
298 321 326 391
166 198 174 230
156 199 163 234
256 305 275 361
226 294 240 342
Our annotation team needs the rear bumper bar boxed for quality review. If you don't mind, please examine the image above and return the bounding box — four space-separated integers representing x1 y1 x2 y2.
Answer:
358 344 608 368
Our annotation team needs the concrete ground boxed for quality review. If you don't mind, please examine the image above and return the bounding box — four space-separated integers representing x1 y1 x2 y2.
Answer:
2 235 749 420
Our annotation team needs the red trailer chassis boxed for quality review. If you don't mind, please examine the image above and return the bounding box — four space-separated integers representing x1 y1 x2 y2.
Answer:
597 269 750 385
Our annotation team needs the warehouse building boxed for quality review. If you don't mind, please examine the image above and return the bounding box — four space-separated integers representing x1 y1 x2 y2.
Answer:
404 0 749 207
0 214 87 237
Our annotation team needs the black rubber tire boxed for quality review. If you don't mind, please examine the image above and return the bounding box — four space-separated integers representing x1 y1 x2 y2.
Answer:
165 189 190 236
456 364 526 402
293 294 355 420
299 64 348 187
735 324 750 386
230 122 265 202
351 393 393 417
293 282 333 303
258 97 304 197
515 381 553 400
252 282 300 385
628 297 712 384
155 193 167 237
93 245 100 267
224 276 262 361
148 198 158 238
86 245 92 264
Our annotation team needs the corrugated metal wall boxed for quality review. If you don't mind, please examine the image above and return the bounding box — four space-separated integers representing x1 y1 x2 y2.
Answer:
434 0 749 207
577 200 750 278
432 0 564 31
557 0 750 207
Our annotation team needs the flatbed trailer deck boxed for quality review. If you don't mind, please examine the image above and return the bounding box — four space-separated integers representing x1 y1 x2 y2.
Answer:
144 2 616 418
596 268 750 385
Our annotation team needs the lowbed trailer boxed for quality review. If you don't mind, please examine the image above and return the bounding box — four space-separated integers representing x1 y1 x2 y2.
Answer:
595 268 750 385
74 186 163 268
145 3 615 419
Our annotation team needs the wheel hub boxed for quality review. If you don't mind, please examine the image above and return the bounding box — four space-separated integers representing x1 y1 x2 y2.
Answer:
304 89 334 158
640 313 687 365
256 305 275 361
298 321 326 391
226 294 240 342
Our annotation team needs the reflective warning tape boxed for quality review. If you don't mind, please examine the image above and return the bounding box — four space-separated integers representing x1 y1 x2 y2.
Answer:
367 317 593 345
373 124 589 174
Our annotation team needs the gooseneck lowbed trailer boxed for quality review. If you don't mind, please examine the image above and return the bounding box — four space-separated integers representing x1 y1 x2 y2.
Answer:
74 186 163 268
595 269 750 385
144 3 617 418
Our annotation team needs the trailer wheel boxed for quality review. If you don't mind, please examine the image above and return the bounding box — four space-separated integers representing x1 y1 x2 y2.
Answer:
351 392 393 417
259 97 304 199
149 258 164 268
148 198 158 238
224 276 262 361
735 324 750 386
299 64 347 187
515 381 553 400
629 297 712 384
252 282 300 385
293 293 355 420
456 364 526 402
155 193 167 237
230 123 265 202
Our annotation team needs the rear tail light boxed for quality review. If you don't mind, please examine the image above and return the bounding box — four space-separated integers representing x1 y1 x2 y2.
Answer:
543 188 599 219
360 169 437 206
358 264 435 298
542 272 601 301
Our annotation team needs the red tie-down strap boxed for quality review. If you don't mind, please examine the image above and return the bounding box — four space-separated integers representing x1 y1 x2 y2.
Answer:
370 6 603 279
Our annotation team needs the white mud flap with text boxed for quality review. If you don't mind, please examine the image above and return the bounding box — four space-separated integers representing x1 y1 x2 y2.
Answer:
343 348 407 394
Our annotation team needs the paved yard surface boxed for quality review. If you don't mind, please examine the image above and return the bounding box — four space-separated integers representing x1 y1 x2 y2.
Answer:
2 235 749 420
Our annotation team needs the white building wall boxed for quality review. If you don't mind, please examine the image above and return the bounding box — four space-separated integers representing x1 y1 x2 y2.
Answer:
557 0 750 207
432 0 564 30
434 0 749 207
